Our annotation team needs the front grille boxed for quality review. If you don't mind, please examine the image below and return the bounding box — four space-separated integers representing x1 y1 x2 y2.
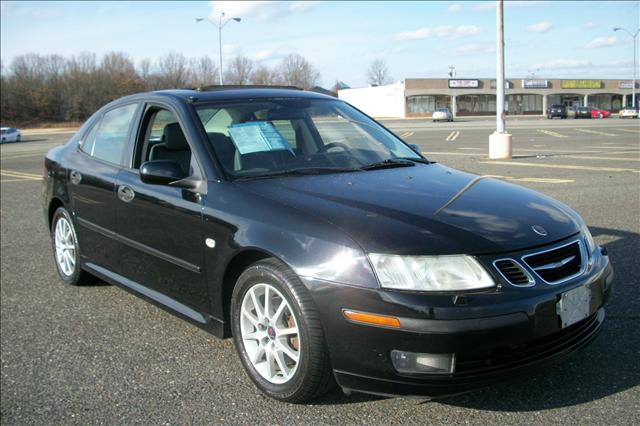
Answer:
456 311 600 375
494 259 533 286
523 240 583 284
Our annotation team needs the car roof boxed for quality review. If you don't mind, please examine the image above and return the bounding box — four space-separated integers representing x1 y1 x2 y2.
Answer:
115 87 336 105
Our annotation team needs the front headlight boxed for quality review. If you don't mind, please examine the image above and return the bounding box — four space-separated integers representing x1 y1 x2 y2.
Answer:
369 254 495 291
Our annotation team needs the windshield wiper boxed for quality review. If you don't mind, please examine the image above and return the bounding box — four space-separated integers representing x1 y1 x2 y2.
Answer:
360 159 416 171
236 167 360 180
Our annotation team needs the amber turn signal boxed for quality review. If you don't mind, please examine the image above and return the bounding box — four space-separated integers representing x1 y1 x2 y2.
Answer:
342 309 401 328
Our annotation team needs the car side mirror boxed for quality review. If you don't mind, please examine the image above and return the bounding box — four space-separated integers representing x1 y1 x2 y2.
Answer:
409 144 421 153
140 160 186 185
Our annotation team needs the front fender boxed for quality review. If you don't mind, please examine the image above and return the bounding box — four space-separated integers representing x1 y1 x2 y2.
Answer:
202 181 378 320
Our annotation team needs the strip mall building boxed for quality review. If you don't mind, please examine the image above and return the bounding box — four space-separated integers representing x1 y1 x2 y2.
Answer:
337 78 638 118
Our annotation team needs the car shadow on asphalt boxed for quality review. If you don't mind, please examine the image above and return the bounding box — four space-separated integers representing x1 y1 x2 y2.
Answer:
315 226 640 408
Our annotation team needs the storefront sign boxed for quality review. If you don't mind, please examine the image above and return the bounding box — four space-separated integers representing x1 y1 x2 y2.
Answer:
619 80 636 89
561 80 601 89
490 80 511 89
522 79 549 89
448 79 479 88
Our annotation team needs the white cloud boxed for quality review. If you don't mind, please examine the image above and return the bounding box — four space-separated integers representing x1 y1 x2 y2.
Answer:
583 22 596 29
473 1 547 11
208 1 320 21
254 49 272 60
448 4 462 12
583 36 618 49
222 44 239 56
535 59 591 70
526 21 553 33
455 43 495 55
395 25 480 41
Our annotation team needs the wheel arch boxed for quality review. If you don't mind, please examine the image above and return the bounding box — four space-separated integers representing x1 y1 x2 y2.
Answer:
47 197 65 230
221 248 273 337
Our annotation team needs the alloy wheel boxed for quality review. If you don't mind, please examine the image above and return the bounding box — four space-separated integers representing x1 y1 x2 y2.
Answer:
54 217 76 276
240 283 301 384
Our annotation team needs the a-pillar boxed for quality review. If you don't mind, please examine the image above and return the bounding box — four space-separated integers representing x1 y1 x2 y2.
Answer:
542 94 548 116
584 94 589 107
451 95 457 117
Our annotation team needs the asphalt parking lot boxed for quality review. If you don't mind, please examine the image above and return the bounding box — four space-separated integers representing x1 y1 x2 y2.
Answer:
1 117 639 425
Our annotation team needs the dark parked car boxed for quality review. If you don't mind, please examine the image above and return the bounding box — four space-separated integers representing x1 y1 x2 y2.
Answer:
43 87 613 403
546 104 568 119
575 106 592 119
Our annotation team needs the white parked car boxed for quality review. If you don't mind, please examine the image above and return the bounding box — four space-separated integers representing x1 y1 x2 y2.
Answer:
619 108 639 118
432 108 453 122
1 127 22 143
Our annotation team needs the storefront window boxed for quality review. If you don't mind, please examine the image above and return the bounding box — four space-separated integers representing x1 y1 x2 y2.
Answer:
589 94 623 112
456 95 496 115
507 94 542 114
407 95 451 113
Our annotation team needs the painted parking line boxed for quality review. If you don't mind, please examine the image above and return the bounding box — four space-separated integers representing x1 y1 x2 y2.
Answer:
0 169 42 180
399 131 414 138
536 129 567 138
1 152 48 160
457 147 482 150
561 155 640 162
445 131 460 141
575 128 618 137
481 161 640 174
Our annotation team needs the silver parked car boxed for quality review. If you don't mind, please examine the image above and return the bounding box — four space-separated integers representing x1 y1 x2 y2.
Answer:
432 107 453 122
1 127 22 143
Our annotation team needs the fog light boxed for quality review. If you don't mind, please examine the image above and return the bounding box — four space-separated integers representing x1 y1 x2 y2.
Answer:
390 350 455 375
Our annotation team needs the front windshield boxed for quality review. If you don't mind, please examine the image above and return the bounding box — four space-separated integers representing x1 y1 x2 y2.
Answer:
194 98 421 179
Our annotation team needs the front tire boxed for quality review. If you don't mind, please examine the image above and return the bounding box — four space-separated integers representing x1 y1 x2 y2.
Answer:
231 258 334 403
51 207 91 285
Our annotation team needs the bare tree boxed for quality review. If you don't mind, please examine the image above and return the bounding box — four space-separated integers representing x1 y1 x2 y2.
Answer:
189 56 218 88
224 55 254 85
250 64 280 85
278 53 320 89
155 51 190 89
367 58 391 86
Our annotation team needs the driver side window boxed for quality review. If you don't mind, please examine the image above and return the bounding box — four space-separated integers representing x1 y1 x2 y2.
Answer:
135 108 194 177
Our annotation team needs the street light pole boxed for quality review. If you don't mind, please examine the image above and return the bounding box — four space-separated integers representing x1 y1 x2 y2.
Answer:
496 0 505 134
614 27 639 109
196 13 241 85
489 0 512 159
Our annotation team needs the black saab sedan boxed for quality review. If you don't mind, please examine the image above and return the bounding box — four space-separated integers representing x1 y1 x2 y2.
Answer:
43 87 613 403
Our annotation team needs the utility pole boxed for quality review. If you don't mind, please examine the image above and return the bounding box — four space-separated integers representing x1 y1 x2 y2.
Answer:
614 27 639 109
196 13 241 85
489 0 512 159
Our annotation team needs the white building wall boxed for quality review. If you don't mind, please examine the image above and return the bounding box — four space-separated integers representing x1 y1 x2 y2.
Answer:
338 82 406 118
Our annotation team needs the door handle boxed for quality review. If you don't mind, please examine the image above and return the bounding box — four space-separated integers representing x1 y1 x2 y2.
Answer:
69 170 82 185
117 185 135 203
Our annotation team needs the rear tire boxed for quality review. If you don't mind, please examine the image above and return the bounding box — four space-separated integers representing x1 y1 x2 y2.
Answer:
51 207 92 285
230 258 335 403
16 135 21 142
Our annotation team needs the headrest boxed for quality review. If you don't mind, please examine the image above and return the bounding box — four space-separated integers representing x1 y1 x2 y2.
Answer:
163 122 189 151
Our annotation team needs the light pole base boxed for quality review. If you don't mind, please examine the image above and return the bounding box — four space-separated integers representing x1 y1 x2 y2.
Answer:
489 132 512 159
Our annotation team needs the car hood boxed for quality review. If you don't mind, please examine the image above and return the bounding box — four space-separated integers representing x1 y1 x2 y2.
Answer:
237 163 582 255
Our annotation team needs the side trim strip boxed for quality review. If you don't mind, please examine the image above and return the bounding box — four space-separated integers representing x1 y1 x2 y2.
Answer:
84 262 206 324
77 217 201 273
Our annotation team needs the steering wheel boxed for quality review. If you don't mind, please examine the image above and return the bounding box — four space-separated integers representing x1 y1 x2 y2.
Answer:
322 142 351 153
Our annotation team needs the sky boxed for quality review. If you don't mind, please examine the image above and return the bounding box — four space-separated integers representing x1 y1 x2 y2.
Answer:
1 1 639 88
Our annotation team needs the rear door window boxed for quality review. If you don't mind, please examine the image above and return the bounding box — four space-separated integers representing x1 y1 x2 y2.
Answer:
83 103 138 165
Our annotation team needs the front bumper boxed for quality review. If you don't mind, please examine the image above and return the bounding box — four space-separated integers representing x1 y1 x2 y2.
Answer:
302 250 613 397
